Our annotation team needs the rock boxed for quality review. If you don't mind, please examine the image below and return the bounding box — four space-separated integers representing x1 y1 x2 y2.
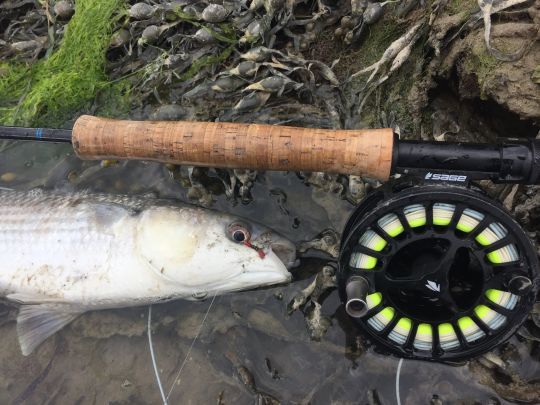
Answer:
201 4 228 23
109 29 130 48
150 104 187 120
445 24 540 121
129 2 155 20
53 0 75 20
140 25 161 44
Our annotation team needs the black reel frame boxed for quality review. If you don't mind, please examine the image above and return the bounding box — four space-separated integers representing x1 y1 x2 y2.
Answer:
337 178 539 362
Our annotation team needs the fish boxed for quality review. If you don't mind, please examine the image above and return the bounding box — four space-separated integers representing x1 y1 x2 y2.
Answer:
0 188 296 355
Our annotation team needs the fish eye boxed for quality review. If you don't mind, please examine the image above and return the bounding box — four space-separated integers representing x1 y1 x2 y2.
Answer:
228 223 251 243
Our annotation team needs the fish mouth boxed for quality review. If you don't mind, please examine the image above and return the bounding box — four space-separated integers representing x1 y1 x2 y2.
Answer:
238 268 292 286
270 242 298 270
252 232 297 270
214 269 291 295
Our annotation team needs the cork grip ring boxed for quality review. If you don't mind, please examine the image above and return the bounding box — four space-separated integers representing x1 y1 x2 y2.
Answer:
71 115 395 181
338 180 539 362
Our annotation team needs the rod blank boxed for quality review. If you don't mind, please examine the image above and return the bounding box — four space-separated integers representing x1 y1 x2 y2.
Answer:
0 126 72 143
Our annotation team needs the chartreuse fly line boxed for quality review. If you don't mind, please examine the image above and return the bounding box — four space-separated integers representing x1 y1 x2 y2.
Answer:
438 323 459 350
476 222 519 264
403 204 426 228
388 317 412 345
458 316 485 343
432 203 455 226
413 324 432 351
0 0 127 126
349 229 386 269
378 213 404 237
368 306 395 331
474 305 507 330
456 208 484 233
485 289 518 310
366 292 382 310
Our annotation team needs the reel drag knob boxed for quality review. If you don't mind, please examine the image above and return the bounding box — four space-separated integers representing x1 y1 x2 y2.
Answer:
337 182 539 361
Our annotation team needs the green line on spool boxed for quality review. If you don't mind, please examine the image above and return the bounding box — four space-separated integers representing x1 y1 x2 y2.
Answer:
404 204 426 228
485 289 518 310
366 292 382 309
378 213 404 237
476 223 507 246
359 230 387 251
432 203 455 226
414 323 433 351
349 252 377 269
367 306 395 331
456 209 484 232
486 244 518 264
389 317 412 345
474 305 506 330
458 316 485 343
438 323 460 350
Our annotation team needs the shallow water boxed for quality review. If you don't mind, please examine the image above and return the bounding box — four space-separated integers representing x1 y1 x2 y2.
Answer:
0 140 538 404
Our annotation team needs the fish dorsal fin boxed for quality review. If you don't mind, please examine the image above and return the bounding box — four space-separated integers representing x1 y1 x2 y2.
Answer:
8 295 84 356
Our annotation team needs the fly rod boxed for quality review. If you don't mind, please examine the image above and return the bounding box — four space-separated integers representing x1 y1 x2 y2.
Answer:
1 114 539 362
1 114 540 184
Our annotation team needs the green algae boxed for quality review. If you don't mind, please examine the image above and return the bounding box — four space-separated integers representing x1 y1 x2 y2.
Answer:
346 19 419 131
446 0 477 17
464 46 501 100
0 0 127 127
178 45 234 81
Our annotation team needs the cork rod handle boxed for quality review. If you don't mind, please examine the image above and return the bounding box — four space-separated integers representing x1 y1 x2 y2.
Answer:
72 115 395 181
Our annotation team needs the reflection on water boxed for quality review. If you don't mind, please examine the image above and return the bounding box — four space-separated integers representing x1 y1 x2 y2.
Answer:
0 141 538 404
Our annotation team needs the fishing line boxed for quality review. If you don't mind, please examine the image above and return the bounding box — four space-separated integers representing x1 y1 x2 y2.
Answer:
395 358 403 405
148 305 168 405
166 292 218 400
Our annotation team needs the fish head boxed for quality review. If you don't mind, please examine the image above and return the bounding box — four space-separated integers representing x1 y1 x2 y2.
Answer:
136 206 296 295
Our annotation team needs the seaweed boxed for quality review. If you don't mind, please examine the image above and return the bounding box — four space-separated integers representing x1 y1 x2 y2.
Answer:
446 0 478 17
464 45 501 100
177 46 234 81
0 0 127 127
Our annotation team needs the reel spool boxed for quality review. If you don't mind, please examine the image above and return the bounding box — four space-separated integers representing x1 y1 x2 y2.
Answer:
338 179 539 361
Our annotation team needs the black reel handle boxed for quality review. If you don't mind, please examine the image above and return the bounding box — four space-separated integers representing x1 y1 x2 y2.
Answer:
393 138 540 184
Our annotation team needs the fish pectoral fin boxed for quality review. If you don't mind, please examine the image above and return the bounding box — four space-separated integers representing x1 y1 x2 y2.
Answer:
7 293 66 304
14 302 84 356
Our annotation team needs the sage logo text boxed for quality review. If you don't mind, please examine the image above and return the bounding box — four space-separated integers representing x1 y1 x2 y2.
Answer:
425 172 467 182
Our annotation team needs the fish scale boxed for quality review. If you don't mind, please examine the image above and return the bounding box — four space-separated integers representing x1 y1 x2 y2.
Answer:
0 194 117 279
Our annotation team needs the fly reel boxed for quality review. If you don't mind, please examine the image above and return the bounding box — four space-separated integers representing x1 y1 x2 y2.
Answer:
338 179 539 361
